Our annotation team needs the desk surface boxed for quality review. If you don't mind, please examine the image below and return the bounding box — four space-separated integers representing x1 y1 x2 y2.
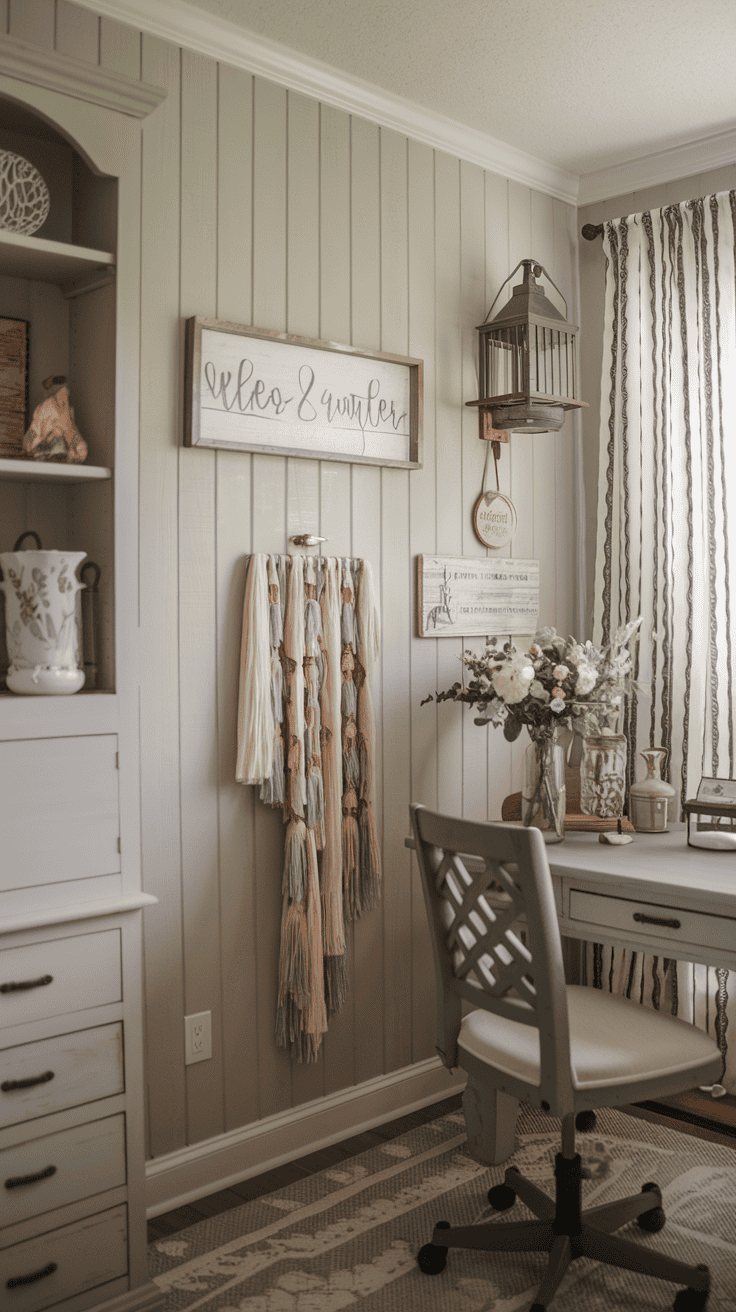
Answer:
547 826 736 917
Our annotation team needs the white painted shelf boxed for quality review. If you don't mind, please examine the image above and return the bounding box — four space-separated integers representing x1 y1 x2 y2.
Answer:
0 689 118 739
0 457 112 483
0 228 114 286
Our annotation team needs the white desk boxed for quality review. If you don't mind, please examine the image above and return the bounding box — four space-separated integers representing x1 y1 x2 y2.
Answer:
548 825 736 971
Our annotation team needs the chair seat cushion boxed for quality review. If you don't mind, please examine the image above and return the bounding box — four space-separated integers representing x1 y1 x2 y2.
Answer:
458 984 721 1092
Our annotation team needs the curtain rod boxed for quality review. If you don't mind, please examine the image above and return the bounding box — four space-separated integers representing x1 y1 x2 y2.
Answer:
582 224 603 240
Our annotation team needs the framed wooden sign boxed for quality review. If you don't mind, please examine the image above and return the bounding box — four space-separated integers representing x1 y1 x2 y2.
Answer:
0 316 28 458
184 316 422 469
418 555 539 638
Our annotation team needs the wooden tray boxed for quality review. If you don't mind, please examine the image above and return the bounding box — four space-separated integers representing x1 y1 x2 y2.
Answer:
501 791 634 832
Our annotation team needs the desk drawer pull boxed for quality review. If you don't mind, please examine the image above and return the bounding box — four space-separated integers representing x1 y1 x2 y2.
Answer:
1 1070 55 1093
7 1261 58 1290
5 1164 57 1190
633 912 681 930
0 974 53 994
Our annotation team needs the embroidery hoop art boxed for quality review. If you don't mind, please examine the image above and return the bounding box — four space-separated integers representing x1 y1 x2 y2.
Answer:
473 438 517 549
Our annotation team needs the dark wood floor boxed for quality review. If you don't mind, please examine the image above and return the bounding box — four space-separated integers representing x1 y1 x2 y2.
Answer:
147 1091 736 1245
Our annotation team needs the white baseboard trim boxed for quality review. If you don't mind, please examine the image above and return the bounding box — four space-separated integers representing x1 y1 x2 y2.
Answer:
90 1284 163 1312
146 1056 465 1218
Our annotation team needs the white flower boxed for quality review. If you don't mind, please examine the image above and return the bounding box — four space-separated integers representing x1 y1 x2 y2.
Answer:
529 680 550 703
550 697 566 714
567 643 585 665
553 664 570 681
575 660 598 695
491 655 535 705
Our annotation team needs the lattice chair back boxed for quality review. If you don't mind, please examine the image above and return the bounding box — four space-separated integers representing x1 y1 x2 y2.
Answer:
410 804 574 1115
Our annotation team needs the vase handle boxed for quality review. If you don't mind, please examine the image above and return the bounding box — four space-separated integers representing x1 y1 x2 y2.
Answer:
12 531 42 552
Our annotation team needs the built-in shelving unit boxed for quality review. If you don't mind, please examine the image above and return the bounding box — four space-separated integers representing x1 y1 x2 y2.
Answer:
0 228 114 286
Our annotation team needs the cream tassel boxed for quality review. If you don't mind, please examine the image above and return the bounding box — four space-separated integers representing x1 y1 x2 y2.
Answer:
236 553 274 784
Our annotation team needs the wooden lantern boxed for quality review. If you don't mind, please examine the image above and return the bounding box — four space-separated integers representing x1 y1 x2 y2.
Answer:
467 259 587 437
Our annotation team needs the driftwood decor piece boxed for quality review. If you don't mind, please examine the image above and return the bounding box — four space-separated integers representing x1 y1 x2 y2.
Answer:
22 375 88 463
0 316 28 458
417 555 539 638
184 316 422 469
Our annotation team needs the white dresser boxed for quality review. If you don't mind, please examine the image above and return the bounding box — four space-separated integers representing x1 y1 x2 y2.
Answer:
0 37 165 1312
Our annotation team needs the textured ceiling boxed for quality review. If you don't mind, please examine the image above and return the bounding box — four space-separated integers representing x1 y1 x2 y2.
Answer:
183 0 736 175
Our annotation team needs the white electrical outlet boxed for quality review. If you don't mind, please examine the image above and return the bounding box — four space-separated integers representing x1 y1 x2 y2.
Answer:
184 1010 212 1065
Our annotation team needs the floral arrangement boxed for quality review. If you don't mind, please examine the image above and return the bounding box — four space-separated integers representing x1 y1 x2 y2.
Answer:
425 619 643 744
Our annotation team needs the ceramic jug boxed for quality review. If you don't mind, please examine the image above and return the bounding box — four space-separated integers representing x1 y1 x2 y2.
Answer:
0 531 86 694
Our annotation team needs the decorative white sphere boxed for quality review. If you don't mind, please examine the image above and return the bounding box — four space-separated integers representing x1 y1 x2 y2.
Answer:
0 150 50 235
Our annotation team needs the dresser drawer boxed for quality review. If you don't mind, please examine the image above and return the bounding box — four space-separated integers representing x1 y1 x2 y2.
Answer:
0 735 120 892
0 1024 123 1129
0 1114 126 1229
568 888 736 953
0 930 121 1031
1 1203 127 1312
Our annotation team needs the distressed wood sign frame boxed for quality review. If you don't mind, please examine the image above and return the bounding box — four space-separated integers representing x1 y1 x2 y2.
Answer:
417 555 540 638
184 316 423 469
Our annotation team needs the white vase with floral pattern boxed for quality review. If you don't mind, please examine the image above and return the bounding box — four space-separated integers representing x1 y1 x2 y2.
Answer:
0 547 87 694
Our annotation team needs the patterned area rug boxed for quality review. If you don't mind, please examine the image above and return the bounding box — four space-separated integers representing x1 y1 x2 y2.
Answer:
149 1105 736 1311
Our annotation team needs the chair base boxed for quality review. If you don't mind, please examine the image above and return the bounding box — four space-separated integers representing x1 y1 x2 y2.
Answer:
418 1154 710 1311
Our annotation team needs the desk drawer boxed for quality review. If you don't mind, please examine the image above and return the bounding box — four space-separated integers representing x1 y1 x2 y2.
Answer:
0 931 121 1031
569 888 736 953
0 1203 127 1312
0 1024 123 1129
0 1114 126 1229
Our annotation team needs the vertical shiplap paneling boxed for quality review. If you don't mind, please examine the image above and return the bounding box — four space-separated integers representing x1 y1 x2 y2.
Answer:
433 151 463 819
379 127 412 1074
55 0 99 63
99 15 140 78
506 181 534 791
285 91 325 1106
553 198 579 639
531 189 558 630
407 138 437 1062
0 2 7 37
250 75 292 1117
318 103 355 1097
178 50 224 1146
8 0 53 47
139 34 186 1159
459 160 489 822
483 170 514 818
349 116 385 1086
215 63 260 1134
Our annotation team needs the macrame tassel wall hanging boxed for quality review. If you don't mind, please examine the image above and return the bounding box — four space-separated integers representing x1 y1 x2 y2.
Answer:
237 552 381 1061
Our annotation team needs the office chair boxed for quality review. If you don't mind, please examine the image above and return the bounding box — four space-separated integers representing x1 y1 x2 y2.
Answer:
410 804 722 1311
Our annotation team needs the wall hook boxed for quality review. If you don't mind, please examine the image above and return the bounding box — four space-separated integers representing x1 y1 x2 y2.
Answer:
290 535 327 547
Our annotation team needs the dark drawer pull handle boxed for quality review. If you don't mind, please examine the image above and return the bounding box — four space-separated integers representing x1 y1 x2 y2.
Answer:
633 912 681 929
1 1071 55 1093
0 974 53 994
7 1262 58 1290
5 1165 57 1190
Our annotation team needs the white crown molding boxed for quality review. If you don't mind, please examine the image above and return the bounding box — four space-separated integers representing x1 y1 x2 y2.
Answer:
73 0 579 204
0 32 165 117
578 126 736 207
145 1054 464 1216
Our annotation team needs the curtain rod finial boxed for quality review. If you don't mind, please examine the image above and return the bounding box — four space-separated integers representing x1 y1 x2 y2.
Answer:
582 224 604 241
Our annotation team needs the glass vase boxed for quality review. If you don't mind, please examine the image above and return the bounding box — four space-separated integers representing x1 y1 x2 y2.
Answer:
522 732 566 843
580 733 627 818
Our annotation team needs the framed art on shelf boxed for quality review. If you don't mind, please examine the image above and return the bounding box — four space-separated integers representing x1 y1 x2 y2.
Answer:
184 316 423 469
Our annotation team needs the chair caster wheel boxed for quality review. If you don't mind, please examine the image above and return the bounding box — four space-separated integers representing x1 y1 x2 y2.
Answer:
488 1183 517 1210
637 1205 666 1232
417 1242 447 1275
637 1181 665 1232
575 1109 597 1132
673 1286 709 1311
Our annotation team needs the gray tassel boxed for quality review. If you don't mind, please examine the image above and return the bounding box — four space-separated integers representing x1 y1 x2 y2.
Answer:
305 598 321 645
341 679 357 720
271 660 283 720
284 821 308 902
269 601 282 649
324 953 349 1018
359 803 381 912
306 767 324 835
343 743 360 787
341 602 355 650
260 732 284 807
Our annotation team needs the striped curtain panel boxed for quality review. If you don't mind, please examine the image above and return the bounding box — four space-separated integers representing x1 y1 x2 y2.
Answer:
593 192 736 1095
